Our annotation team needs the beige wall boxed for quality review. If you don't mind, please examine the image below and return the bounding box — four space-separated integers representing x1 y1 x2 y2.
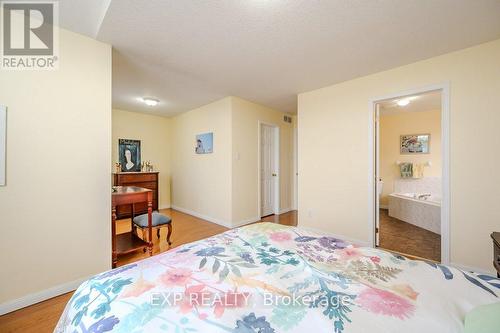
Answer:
380 110 441 206
231 97 294 223
298 39 500 273
171 98 233 224
0 29 112 305
112 109 172 208
170 96 294 227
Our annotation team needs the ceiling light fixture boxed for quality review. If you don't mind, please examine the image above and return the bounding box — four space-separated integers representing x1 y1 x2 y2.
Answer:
142 97 159 107
396 99 410 106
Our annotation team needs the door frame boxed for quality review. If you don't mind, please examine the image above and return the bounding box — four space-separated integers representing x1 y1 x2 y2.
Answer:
293 126 298 210
374 103 381 246
257 121 280 217
368 83 450 264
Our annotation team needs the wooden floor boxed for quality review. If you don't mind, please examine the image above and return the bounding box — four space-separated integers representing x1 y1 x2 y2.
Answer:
0 209 297 333
379 209 441 262
115 208 228 266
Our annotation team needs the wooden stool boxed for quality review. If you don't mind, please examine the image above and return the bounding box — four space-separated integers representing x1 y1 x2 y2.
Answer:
133 212 172 245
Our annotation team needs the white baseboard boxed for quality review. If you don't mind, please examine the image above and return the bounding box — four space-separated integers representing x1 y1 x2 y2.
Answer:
171 202 296 229
0 275 92 315
278 207 293 215
233 216 261 228
171 205 232 228
159 204 171 210
171 206 262 229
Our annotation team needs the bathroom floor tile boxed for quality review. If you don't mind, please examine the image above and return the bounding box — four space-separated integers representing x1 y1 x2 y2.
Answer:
379 209 441 262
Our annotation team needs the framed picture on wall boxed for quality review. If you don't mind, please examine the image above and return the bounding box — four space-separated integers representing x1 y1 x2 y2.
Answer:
400 134 430 154
195 132 213 154
0 106 6 186
119 139 141 172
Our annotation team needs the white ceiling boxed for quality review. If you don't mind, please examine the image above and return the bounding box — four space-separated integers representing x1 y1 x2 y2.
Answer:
59 0 111 38
379 90 442 115
59 0 500 116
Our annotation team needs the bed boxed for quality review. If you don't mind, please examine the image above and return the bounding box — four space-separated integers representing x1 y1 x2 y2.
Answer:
55 223 500 333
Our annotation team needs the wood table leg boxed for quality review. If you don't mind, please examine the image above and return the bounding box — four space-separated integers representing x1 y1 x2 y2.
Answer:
167 223 172 246
112 205 117 268
147 197 153 257
131 203 135 234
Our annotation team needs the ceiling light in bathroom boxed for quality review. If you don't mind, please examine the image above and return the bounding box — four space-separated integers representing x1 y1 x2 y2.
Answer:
142 97 159 107
397 99 410 106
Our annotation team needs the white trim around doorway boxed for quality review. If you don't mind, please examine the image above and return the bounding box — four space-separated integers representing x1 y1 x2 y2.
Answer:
368 83 450 264
257 121 280 217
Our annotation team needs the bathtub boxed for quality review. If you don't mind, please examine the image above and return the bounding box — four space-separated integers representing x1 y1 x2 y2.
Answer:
388 192 441 234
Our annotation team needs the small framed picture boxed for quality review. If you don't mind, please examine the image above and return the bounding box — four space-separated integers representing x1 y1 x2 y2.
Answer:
119 139 141 172
400 134 430 154
195 132 213 154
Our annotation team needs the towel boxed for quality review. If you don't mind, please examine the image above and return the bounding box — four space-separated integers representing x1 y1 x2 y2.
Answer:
400 162 413 178
413 163 425 178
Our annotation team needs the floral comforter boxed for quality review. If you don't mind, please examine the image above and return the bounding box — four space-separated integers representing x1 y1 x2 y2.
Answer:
56 223 500 333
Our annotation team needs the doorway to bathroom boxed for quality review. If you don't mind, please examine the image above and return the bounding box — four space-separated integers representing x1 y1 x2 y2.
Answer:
371 85 449 263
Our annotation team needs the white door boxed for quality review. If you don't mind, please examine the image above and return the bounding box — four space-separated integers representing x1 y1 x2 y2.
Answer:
261 124 276 217
375 103 381 246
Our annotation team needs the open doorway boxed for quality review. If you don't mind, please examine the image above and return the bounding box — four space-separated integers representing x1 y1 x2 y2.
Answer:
372 87 449 263
259 122 280 218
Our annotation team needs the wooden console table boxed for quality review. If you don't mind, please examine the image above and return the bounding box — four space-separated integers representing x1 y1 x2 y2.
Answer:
113 172 159 219
112 186 153 268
